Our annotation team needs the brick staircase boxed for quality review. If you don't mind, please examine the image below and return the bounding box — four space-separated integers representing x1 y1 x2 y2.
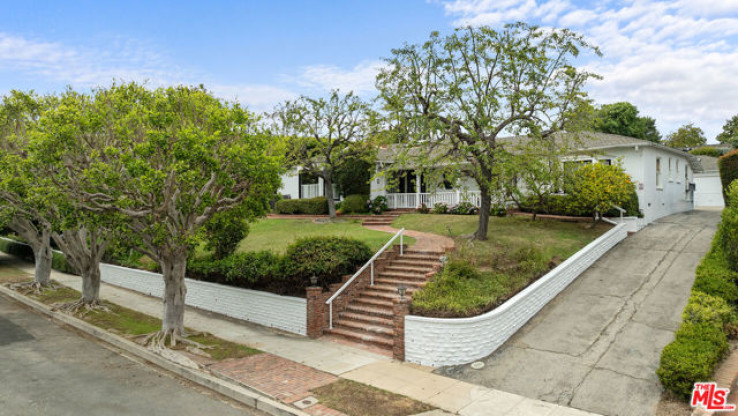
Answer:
361 214 398 227
324 248 443 351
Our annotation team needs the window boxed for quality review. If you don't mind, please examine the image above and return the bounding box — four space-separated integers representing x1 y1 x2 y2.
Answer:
656 157 663 189
598 159 612 165
676 160 680 179
668 158 672 180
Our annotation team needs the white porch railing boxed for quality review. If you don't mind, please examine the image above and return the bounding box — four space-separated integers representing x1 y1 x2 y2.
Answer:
387 191 483 209
325 228 405 329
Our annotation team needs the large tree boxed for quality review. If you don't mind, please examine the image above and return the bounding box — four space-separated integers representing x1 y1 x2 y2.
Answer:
52 83 282 346
273 90 374 218
376 23 599 239
0 91 55 288
717 115 738 148
665 123 707 148
593 102 661 143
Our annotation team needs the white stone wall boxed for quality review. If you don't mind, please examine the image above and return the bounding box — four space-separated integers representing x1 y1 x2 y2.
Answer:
694 172 725 208
99 263 307 335
404 221 633 367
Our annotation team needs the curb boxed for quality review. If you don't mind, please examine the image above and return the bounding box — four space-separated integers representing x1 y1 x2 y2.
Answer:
0 284 310 416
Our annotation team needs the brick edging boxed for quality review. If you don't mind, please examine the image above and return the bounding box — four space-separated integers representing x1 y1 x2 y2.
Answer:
0 285 310 416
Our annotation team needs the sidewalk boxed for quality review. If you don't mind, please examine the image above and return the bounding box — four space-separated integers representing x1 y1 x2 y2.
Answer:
6 257 602 416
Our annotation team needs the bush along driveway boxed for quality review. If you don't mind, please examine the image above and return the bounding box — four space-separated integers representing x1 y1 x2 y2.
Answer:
437 209 722 416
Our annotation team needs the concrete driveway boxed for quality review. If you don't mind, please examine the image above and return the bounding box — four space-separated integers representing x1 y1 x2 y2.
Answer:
437 209 722 416
0 294 262 416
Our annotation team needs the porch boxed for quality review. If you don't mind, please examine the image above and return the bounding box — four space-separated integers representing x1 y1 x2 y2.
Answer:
386 191 482 210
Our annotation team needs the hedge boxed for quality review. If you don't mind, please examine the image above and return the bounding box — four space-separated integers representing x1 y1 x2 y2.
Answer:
342 194 368 214
188 236 371 297
720 181 738 270
718 150 738 206
519 186 642 218
657 228 738 399
690 147 725 158
274 197 328 215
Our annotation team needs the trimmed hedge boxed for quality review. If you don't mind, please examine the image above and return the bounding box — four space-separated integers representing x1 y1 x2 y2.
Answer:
719 150 738 206
188 236 371 297
657 227 738 399
720 181 738 270
274 197 328 215
342 194 368 214
690 146 725 157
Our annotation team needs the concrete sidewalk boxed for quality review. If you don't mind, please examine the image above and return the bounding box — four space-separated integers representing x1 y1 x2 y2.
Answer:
5 254 600 416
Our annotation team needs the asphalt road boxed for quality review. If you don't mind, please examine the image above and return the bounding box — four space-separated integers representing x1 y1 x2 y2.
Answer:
0 294 263 416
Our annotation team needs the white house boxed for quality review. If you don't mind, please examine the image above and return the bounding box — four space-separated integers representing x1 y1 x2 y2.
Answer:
693 155 725 208
370 132 700 224
278 167 340 200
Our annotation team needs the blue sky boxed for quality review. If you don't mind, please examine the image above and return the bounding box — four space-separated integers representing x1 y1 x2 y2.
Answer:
1 0 737 140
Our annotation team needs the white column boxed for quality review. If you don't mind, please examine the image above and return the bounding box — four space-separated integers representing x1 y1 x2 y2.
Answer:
415 172 421 208
318 177 324 197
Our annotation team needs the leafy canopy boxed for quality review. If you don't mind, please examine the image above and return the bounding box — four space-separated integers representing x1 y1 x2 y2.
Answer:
717 115 738 148
593 102 661 143
665 123 707 149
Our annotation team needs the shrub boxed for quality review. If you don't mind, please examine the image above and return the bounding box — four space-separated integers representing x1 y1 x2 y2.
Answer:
449 202 479 215
719 150 738 206
657 322 729 399
683 291 734 326
203 211 249 260
418 203 430 214
693 244 738 304
690 146 724 157
565 163 634 219
368 196 388 214
283 236 372 290
274 197 328 215
335 158 372 196
491 204 507 217
720 181 738 270
432 202 449 214
342 194 369 214
603 185 642 218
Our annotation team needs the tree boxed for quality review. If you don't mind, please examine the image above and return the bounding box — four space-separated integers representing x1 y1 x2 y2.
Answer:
202 210 249 260
376 23 599 239
0 91 55 288
49 83 282 346
566 163 634 221
273 90 374 218
593 102 661 143
665 123 707 148
717 115 738 148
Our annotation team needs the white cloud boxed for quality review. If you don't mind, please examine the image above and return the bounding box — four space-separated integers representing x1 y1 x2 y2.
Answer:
440 0 738 140
209 84 297 113
293 60 386 95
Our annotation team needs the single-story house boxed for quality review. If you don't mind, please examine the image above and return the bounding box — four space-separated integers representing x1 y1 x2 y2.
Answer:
278 167 340 201
693 155 725 208
370 132 700 224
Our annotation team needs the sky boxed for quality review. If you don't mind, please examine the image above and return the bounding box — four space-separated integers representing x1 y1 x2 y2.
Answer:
1 0 736 141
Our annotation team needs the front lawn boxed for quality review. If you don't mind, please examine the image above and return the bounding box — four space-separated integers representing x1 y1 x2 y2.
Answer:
233 218 415 254
393 214 610 317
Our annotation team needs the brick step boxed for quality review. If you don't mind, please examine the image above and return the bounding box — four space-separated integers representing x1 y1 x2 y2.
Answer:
384 265 432 275
353 296 393 308
333 318 393 335
398 253 443 261
391 259 439 268
362 288 414 301
367 283 419 293
380 271 431 280
373 278 425 288
324 327 393 349
339 312 394 327
345 303 393 317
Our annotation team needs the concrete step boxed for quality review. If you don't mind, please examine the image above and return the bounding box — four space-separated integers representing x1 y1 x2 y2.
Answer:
333 318 393 336
339 312 394 327
384 265 432 275
324 327 393 349
391 259 439 268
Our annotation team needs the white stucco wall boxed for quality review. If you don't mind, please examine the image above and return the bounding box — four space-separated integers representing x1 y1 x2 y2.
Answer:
694 172 725 208
404 221 634 367
633 147 694 223
279 167 300 199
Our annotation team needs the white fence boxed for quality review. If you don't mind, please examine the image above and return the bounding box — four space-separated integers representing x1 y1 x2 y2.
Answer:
386 191 482 209
403 220 637 366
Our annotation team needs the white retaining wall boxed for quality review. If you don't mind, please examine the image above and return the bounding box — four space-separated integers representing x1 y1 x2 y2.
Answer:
98 263 307 336
404 221 635 367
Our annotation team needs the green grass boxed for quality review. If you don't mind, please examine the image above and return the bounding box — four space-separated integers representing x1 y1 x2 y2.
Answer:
25 282 261 360
233 218 415 254
311 379 434 416
393 214 610 317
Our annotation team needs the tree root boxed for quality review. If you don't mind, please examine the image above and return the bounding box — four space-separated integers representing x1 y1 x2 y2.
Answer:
51 298 111 315
132 329 213 369
9 281 55 294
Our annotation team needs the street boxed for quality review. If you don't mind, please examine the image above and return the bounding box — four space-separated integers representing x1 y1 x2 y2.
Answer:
0 294 263 416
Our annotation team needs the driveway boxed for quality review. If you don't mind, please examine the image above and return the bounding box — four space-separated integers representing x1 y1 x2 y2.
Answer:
0 294 262 416
437 209 722 416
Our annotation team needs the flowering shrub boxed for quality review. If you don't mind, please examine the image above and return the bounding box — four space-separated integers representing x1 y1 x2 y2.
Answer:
449 202 478 215
368 196 388 214
432 202 449 214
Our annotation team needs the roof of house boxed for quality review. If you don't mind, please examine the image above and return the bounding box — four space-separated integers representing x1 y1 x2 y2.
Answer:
377 131 705 172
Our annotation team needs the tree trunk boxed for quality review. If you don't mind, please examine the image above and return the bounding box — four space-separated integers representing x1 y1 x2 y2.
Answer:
324 172 336 219
33 234 52 286
160 254 187 334
474 186 491 241
81 264 101 304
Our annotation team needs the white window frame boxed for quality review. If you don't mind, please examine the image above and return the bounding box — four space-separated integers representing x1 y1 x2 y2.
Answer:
656 157 663 190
